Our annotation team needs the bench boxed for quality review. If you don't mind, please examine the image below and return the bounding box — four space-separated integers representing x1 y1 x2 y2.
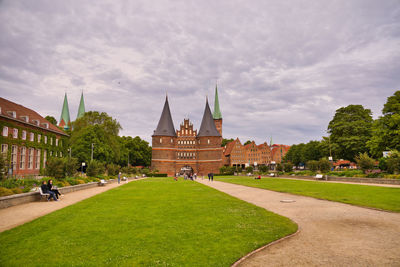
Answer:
98 179 107 186
38 187 50 201
269 173 275 177
315 174 324 180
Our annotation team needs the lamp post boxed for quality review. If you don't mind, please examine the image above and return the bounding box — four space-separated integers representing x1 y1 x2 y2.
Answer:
91 143 94 162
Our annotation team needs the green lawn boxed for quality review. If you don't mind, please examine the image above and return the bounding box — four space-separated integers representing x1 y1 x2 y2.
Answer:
0 178 297 266
215 176 400 212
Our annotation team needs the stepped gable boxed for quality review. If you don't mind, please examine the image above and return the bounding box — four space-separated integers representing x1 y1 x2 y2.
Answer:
153 96 177 137
197 98 221 137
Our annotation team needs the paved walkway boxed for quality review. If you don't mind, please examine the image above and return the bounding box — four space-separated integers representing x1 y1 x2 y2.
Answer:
197 180 400 266
0 180 136 233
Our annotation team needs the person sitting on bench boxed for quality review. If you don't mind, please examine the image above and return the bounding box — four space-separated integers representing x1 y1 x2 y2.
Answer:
41 181 58 201
47 179 62 199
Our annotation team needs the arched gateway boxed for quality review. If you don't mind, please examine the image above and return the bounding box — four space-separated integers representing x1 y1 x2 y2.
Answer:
151 87 223 176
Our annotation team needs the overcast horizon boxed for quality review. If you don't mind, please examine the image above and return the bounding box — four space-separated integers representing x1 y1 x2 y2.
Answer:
1 0 399 146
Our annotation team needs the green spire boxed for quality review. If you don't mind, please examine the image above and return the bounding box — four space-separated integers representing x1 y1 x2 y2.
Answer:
213 85 222 119
59 93 71 130
76 91 86 119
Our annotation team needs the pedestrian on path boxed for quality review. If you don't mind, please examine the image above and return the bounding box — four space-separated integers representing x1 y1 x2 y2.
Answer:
208 173 211 181
211 172 214 181
118 172 121 184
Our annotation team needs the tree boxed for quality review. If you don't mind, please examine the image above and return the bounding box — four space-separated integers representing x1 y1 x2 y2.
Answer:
318 158 331 173
70 112 122 164
328 105 373 161
283 162 293 172
245 166 253 173
0 155 6 180
387 150 400 174
244 140 253 146
222 138 234 147
119 136 152 167
258 165 269 173
307 160 319 172
45 116 57 126
367 91 400 158
355 152 375 173
45 158 66 179
276 163 283 172
284 143 306 166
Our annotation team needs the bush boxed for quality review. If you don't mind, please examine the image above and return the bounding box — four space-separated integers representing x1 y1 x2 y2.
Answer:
258 165 269 173
65 158 79 177
86 160 105 177
387 152 400 174
365 169 382 178
283 162 293 173
276 163 283 172
219 166 235 175
151 173 168 177
355 152 375 173
245 166 253 173
319 158 331 173
0 187 13 197
307 160 319 172
11 187 23 194
45 158 65 179
107 163 120 176
378 157 388 172
0 155 7 180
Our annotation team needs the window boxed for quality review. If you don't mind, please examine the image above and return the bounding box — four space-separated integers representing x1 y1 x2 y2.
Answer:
28 148 34 169
29 132 34 141
208 139 210 144
60 151 62 157
43 150 47 166
37 134 41 143
13 128 18 138
22 130 26 140
35 149 40 169
55 138 59 146
55 151 58 157
50 151 53 156
44 136 47 144
11 145 17 170
20 147 26 169
1 144 8 155
50 137 53 145
160 138 162 144
2 126 8 137
170 138 173 143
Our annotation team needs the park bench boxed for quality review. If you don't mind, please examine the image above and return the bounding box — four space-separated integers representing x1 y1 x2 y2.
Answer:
269 173 275 177
315 174 324 180
38 187 50 201
98 179 107 186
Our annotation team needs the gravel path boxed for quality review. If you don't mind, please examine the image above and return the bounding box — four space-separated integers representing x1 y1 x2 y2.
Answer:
0 180 137 233
197 180 400 267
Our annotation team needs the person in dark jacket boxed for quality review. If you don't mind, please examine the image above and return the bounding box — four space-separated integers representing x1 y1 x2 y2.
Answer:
41 181 57 201
47 179 61 199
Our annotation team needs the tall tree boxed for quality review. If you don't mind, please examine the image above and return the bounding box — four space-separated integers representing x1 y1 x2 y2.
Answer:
45 116 57 126
119 136 152 167
367 91 400 158
70 112 122 163
221 138 234 147
328 105 373 161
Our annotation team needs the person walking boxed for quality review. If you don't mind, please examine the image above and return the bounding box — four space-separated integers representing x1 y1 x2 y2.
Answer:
211 172 214 182
118 172 121 184
208 173 211 181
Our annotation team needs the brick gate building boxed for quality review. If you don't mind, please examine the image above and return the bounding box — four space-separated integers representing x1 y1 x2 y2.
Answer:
151 88 223 176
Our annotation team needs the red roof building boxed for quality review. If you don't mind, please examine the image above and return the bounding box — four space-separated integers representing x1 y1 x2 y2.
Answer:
0 97 68 177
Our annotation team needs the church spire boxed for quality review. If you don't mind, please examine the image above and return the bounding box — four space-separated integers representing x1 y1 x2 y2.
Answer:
213 84 222 119
59 93 71 130
76 91 86 119
153 95 176 136
198 98 221 137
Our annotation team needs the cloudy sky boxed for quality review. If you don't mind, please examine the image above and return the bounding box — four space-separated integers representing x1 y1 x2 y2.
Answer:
1 0 399 145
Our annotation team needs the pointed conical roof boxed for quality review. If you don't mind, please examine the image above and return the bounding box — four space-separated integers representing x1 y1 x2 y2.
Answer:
76 92 85 119
213 85 222 119
153 96 176 136
59 93 71 130
198 98 221 137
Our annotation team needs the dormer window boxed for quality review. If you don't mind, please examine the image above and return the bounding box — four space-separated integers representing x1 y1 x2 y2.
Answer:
42 123 49 129
32 119 40 126
7 111 16 118
20 115 29 122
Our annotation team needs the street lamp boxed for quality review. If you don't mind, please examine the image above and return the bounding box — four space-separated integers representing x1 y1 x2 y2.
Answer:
91 143 94 161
